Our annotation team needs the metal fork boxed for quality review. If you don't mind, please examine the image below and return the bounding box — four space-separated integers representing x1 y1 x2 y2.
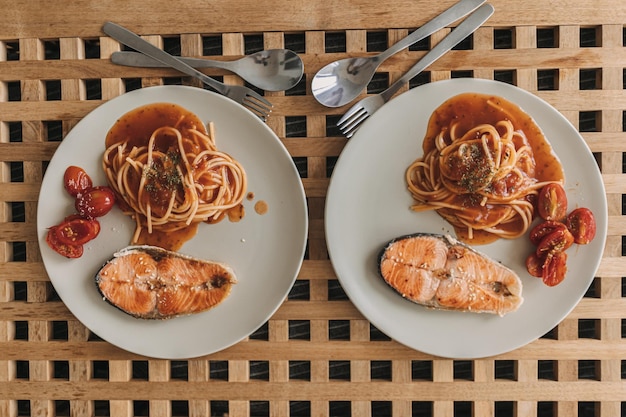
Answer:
102 22 273 121
337 3 494 138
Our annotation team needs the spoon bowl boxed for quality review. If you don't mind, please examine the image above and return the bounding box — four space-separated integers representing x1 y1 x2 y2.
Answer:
230 49 304 91
311 56 382 107
111 49 304 92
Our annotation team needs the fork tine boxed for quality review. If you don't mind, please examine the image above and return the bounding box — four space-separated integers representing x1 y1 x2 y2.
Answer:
243 96 272 120
337 108 365 130
246 90 273 108
341 113 369 138
342 109 369 132
246 95 273 113
338 108 369 137
337 106 361 127
342 114 369 138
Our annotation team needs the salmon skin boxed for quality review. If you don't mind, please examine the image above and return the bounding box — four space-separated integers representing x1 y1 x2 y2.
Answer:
95 245 236 319
378 233 523 316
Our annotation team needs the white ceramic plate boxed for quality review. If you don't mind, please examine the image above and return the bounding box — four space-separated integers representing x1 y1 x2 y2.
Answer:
38 85 308 359
326 78 607 359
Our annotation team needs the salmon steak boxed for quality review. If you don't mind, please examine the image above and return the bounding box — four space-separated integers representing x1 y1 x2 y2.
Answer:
379 233 523 316
95 245 236 319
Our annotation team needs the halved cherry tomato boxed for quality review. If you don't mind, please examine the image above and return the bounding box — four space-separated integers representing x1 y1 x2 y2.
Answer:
536 227 574 258
63 214 101 236
54 218 100 246
542 250 568 287
525 252 544 278
46 225 83 258
75 186 116 218
537 183 568 221
63 166 93 197
565 207 596 244
529 220 568 246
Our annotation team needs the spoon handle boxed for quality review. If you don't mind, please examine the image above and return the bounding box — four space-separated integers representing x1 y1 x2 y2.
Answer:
103 22 228 95
111 51 233 70
381 3 494 101
377 0 486 62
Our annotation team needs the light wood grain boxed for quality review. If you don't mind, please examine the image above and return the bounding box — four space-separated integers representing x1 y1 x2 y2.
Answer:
2 0 626 39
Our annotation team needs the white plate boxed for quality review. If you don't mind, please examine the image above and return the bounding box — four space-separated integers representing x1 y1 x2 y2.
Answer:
326 78 607 359
38 85 308 359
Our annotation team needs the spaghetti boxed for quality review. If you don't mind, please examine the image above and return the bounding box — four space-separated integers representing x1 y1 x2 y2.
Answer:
103 103 247 248
406 93 564 244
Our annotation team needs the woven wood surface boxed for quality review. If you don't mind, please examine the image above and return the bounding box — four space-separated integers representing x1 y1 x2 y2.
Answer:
1 1 625 416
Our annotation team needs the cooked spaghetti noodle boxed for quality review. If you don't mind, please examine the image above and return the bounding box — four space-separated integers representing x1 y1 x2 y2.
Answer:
103 103 247 247
406 93 564 244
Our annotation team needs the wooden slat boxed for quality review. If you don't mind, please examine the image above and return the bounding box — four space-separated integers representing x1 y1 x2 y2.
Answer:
3 338 626 362
2 0 626 39
3 379 625 402
3 297 626 323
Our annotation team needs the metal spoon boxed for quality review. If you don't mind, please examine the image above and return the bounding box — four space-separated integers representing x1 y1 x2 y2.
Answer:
111 49 304 92
311 0 485 107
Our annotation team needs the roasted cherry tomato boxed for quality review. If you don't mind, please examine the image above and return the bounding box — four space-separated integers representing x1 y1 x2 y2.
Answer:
63 214 101 236
75 186 116 218
529 220 568 246
536 227 574 258
46 225 83 258
525 252 544 278
537 183 568 221
565 207 596 244
542 250 568 287
54 217 100 246
63 166 93 197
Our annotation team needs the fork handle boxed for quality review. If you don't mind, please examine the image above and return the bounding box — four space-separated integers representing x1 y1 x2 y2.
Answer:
381 3 494 102
378 0 486 62
103 22 227 94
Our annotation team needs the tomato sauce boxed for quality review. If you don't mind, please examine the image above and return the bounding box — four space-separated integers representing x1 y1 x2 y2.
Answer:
424 93 564 183
106 103 205 149
105 103 206 250
422 93 565 244
106 103 247 251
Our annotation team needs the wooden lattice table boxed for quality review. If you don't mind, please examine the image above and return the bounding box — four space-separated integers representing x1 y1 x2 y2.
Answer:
1 1 625 416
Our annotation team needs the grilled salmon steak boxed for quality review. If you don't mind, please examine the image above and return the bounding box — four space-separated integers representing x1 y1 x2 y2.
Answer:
379 234 523 316
96 245 236 319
